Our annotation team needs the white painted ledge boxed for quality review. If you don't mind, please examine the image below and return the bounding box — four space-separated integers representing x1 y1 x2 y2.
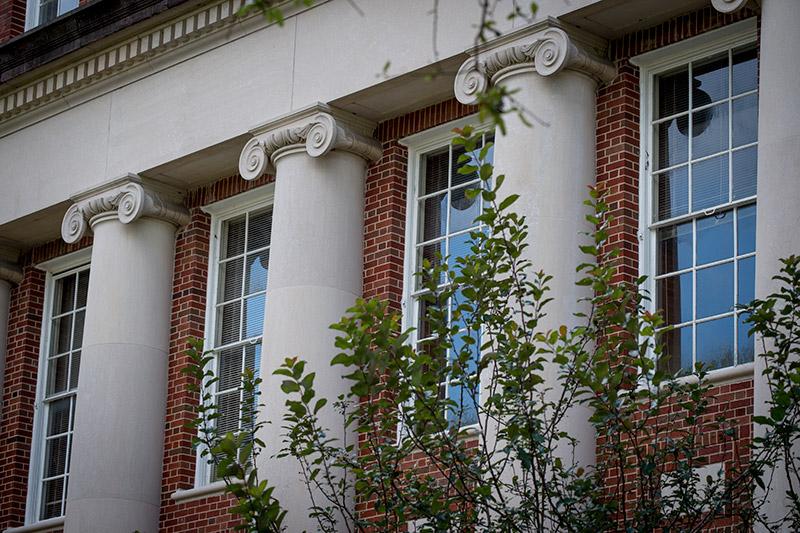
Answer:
170 480 230 503
673 362 755 387
4 516 65 533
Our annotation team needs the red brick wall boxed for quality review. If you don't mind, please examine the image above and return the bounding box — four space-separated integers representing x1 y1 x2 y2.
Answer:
0 0 26 44
0 237 91 531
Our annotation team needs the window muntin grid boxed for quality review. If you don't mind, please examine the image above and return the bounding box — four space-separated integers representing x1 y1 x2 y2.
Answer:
409 133 493 427
649 44 758 374
37 265 89 520
206 207 272 481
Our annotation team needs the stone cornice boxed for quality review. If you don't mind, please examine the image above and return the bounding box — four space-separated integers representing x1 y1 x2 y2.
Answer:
0 0 249 124
454 18 615 105
239 103 382 181
61 175 189 244
711 0 750 14
0 261 23 285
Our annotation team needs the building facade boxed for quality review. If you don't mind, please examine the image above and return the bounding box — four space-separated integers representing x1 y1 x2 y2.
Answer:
0 0 797 531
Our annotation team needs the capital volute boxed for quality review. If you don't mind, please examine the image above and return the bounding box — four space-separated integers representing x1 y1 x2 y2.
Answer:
238 103 382 181
0 261 22 285
454 19 616 105
61 175 189 244
710 0 750 14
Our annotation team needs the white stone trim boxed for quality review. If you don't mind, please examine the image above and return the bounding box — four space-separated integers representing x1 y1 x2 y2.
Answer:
239 103 381 180
61 174 189 244
36 247 92 274
4 516 65 533
170 479 231 504
711 0 750 14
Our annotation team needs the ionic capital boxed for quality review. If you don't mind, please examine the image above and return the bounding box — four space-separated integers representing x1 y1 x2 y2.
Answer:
711 0 749 14
454 19 615 105
239 103 382 181
61 175 189 244
0 261 22 285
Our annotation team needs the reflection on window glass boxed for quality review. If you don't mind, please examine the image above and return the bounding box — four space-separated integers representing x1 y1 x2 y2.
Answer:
412 131 493 427
651 44 757 375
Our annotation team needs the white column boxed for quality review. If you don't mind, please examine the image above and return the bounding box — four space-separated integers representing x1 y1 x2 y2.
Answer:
59 176 188 533
0 261 22 419
239 104 381 530
752 0 800 526
455 21 615 468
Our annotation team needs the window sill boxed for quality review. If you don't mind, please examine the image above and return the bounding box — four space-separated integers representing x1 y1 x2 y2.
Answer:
4 516 65 533
170 480 232 504
672 362 754 387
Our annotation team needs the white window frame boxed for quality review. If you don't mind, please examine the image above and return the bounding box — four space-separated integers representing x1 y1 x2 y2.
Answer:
25 247 91 526
399 115 493 434
24 0 78 31
194 185 275 487
633 18 758 381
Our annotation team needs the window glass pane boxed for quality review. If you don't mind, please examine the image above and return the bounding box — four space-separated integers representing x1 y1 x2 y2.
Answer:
697 211 733 265
732 94 758 148
217 301 241 346
50 315 72 357
692 153 729 212
39 0 58 25
697 316 734 370
242 294 265 339
692 53 729 104
737 312 754 364
59 0 79 16
659 326 692 375
245 251 269 295
47 355 69 396
655 166 689 220
47 398 71 436
421 148 449 196
447 232 473 276
417 297 441 340
696 262 734 319
732 146 757 200
738 256 756 306
69 351 80 390
737 204 756 254
216 391 240 434
656 120 688 170
419 194 447 243
244 343 260 374
448 382 478 427
449 186 480 234
40 477 64 520
417 241 444 289
72 310 84 350
53 276 76 315
219 258 244 303
247 209 272 251
76 270 89 309
451 329 480 375
657 222 693 275
44 436 69 478
657 272 692 325
218 346 243 392
732 47 758 95
657 67 689 119
223 216 246 259
451 145 479 188
692 103 728 159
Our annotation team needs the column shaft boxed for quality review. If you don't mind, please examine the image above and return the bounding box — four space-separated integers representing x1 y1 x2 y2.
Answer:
754 0 800 526
258 149 366 531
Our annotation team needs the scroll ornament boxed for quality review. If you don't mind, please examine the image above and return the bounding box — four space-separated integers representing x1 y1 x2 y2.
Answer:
455 27 616 105
62 181 189 244
238 112 382 181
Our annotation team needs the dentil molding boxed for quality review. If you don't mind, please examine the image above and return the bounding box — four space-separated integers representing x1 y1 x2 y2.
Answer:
61 175 189 244
239 103 382 181
454 18 616 105
0 260 23 285
711 0 750 14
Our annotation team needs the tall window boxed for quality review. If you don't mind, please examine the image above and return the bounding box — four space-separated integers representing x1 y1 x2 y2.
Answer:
645 38 758 375
405 127 493 427
201 204 272 483
33 264 89 520
25 0 78 30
